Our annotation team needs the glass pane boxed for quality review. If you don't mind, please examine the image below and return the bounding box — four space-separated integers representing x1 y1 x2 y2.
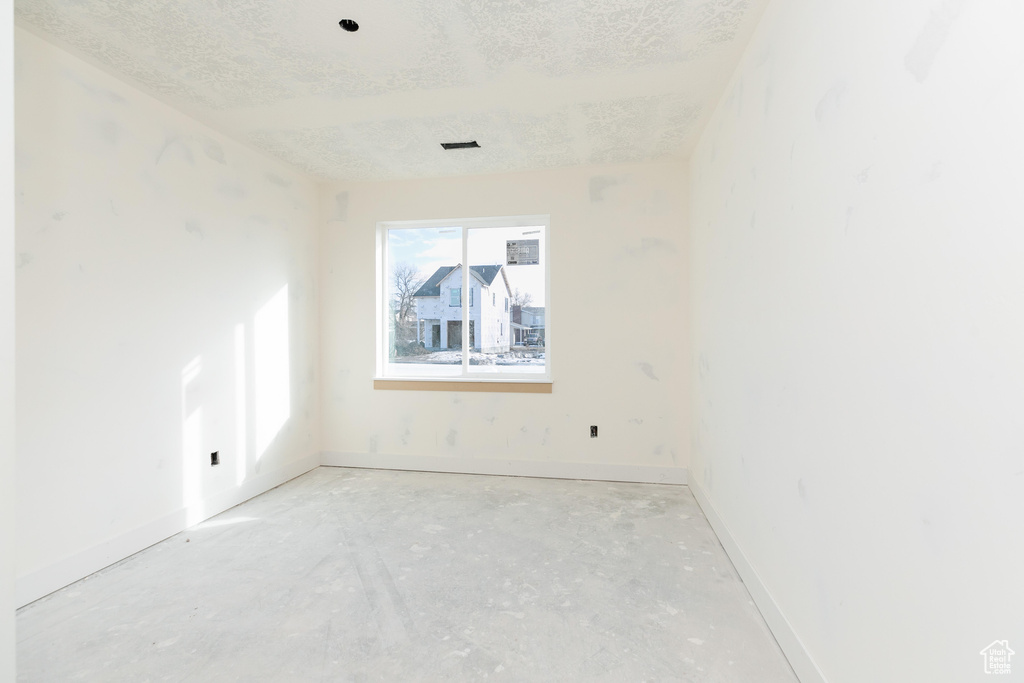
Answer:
466 225 546 375
385 226 463 376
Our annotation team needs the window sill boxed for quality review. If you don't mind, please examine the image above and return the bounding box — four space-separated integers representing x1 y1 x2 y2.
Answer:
373 378 552 393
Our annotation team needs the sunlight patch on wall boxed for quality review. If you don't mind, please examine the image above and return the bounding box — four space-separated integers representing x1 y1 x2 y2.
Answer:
254 285 290 458
181 356 203 524
234 322 248 486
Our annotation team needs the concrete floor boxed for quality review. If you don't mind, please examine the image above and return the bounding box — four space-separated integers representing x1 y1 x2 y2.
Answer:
17 467 798 682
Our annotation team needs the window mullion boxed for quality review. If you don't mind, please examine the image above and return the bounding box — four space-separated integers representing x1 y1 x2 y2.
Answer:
380 228 390 375
461 229 469 375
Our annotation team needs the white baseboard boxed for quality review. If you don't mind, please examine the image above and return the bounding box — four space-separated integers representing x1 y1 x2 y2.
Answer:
321 451 688 485
182 452 320 528
689 480 827 683
15 508 187 610
15 452 320 608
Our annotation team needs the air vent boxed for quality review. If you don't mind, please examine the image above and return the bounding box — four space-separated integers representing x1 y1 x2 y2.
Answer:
441 141 480 150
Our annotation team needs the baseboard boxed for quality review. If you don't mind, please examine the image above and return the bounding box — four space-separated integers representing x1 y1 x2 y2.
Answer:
689 480 827 683
15 452 320 608
181 452 320 528
320 451 688 485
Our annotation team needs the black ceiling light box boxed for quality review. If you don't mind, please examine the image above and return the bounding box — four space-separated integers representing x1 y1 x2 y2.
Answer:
339 19 359 32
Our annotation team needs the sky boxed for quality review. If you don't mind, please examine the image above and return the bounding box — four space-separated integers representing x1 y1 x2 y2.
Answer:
388 224 546 304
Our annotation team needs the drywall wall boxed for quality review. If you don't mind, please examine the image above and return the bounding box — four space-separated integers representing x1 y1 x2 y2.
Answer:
321 162 689 481
690 0 1024 681
2 0 16 676
14 28 321 604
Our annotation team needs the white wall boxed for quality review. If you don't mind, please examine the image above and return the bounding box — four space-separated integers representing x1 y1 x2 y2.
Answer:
2 1 17 676
14 28 321 605
690 1 1024 681
322 163 689 482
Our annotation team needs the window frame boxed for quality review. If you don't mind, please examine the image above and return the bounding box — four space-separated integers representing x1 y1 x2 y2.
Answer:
375 214 551 386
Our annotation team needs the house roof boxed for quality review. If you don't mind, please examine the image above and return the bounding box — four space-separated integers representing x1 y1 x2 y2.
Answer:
413 265 506 297
412 266 456 297
470 265 503 287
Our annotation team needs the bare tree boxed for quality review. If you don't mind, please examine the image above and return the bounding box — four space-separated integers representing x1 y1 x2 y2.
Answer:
511 287 533 308
391 263 424 344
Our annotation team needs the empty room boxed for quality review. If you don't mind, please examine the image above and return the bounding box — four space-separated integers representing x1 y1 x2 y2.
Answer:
2 0 1023 681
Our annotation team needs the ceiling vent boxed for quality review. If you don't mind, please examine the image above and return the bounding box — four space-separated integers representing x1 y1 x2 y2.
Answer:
338 19 359 32
441 141 480 150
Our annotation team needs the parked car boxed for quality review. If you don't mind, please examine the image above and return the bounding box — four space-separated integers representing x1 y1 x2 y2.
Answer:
525 332 541 346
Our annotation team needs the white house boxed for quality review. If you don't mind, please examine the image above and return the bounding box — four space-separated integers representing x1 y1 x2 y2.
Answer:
413 265 511 353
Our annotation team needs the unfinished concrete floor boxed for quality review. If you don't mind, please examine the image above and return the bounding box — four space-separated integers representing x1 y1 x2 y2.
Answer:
17 467 797 682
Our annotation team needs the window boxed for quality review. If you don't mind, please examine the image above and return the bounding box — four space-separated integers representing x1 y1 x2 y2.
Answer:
377 215 549 383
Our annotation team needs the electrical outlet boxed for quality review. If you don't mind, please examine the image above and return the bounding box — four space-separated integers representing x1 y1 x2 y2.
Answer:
210 451 220 466
590 425 598 438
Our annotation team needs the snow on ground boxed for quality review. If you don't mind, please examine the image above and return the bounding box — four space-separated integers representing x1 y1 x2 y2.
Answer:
393 349 544 366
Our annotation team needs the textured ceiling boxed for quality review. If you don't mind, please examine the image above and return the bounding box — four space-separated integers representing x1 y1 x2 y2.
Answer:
14 0 770 182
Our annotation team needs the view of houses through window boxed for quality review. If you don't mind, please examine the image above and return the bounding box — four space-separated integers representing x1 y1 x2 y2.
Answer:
382 217 548 379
